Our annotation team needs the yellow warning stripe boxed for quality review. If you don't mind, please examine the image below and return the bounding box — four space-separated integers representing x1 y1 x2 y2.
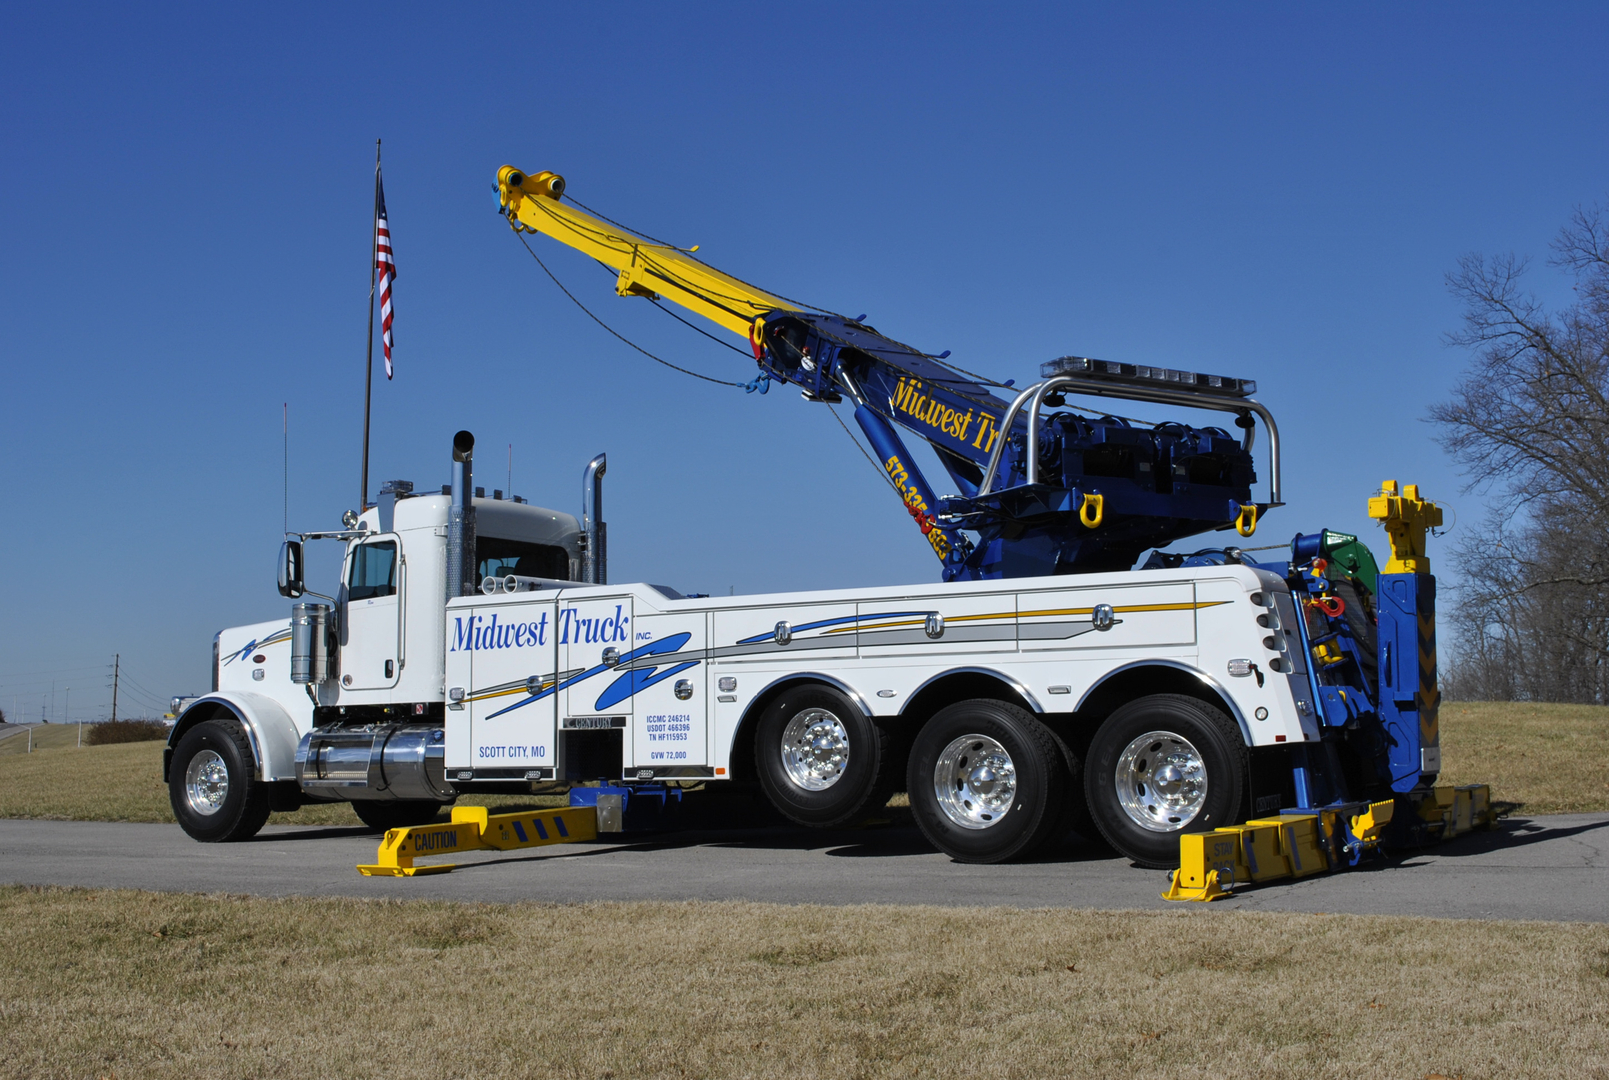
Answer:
464 682 553 703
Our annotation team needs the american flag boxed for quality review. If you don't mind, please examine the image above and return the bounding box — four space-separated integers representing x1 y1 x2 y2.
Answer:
375 177 396 378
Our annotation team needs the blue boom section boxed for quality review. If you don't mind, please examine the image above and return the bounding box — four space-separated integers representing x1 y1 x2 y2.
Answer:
757 311 1258 579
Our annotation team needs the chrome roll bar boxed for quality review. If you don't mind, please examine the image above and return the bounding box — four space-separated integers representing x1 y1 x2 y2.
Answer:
976 376 1282 507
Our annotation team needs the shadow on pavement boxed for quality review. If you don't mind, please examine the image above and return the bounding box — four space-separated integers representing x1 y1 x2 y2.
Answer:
1395 814 1609 858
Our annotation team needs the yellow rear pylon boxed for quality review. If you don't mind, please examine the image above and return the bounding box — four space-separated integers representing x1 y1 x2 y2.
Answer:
357 804 599 877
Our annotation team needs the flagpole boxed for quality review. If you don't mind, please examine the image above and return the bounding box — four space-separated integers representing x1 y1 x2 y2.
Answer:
360 138 381 511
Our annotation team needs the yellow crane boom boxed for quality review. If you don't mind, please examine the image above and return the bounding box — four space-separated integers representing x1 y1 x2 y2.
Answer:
496 166 800 345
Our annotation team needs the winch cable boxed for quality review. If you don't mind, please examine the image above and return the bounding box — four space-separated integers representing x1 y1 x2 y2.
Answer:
585 258 755 359
514 230 744 388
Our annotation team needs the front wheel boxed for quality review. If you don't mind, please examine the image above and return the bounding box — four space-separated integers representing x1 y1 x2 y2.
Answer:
906 699 1072 864
352 799 449 832
1084 694 1246 868
755 685 895 827
169 719 272 842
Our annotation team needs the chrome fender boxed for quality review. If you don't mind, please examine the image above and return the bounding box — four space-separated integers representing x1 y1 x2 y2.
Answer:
164 692 302 782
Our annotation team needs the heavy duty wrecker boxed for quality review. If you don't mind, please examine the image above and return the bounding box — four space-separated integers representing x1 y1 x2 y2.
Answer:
163 165 1491 892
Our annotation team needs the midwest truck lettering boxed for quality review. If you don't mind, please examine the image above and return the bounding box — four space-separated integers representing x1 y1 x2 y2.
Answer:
892 377 1000 454
450 605 629 652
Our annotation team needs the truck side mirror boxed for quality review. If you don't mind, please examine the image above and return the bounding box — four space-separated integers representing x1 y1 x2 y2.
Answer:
278 540 305 598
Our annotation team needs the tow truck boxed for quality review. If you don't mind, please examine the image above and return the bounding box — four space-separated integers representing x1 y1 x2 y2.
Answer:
163 165 1488 883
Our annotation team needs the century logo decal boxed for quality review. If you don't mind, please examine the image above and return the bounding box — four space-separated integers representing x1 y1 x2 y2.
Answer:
892 377 1001 455
450 605 630 653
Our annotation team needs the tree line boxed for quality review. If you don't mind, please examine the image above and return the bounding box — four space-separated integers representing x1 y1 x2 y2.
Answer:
1435 201 1609 702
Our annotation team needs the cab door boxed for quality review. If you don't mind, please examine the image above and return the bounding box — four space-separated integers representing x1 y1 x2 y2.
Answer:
341 536 403 690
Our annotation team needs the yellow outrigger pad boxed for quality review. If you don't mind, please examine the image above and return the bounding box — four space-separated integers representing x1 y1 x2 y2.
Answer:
1164 787 1496 902
357 804 599 877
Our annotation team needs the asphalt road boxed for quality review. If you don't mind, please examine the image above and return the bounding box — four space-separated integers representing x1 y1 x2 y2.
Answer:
1 813 1605 920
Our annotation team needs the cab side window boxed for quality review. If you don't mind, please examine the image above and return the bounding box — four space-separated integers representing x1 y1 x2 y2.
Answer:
348 541 397 601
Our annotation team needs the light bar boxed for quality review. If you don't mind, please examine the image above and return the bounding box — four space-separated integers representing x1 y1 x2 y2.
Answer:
1039 356 1256 397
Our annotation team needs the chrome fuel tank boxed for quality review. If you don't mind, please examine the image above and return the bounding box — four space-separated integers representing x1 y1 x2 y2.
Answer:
294 725 453 801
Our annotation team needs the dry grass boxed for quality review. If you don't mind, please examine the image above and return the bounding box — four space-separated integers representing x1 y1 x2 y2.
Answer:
0 886 1603 1080
1439 700 1609 813
0 701 1602 827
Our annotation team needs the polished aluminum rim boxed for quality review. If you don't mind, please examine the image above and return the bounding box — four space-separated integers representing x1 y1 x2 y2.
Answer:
1114 730 1206 832
933 734 1017 830
184 749 229 816
780 708 850 791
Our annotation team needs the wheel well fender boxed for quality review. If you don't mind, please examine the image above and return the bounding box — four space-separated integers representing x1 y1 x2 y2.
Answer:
1071 661 1253 746
898 668 1041 729
725 674 872 784
164 692 302 783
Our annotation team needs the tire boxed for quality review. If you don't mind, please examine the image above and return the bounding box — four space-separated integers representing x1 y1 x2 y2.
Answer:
906 699 1072 864
754 684 896 827
1084 694 1247 868
351 799 449 832
169 719 273 842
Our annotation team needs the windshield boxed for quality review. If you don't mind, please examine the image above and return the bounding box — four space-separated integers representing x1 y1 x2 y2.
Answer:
477 536 571 583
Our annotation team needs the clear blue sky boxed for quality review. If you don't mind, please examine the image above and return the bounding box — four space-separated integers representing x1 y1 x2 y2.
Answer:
4 3 1606 720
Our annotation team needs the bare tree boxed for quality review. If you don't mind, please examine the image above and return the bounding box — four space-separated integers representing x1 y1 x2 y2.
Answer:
1433 202 1609 702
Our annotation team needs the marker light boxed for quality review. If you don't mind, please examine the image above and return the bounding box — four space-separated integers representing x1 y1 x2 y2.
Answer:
1040 356 1256 397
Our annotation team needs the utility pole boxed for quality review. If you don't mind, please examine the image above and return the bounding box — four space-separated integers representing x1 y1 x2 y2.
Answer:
110 654 120 723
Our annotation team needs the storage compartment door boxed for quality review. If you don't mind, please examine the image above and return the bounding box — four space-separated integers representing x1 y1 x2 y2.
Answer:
857 591 1016 658
625 610 708 775
455 601 559 778
1017 582 1198 651
561 596 636 720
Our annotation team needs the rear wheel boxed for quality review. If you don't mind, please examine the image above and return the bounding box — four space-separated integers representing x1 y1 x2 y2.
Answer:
755 685 895 827
907 699 1071 864
169 719 272 842
351 800 448 832
1084 694 1246 867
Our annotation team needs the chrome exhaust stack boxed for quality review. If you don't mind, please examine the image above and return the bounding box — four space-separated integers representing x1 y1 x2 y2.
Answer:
582 452 607 585
446 430 477 600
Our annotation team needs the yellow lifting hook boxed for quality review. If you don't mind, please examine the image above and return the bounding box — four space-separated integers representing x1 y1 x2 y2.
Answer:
1079 492 1104 528
1236 503 1258 537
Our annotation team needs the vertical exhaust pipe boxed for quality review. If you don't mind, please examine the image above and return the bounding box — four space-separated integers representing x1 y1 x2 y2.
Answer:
447 431 476 600
582 453 607 585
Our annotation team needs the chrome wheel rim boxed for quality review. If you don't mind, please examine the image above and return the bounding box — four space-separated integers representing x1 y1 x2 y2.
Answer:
933 734 1017 830
780 708 850 791
1114 730 1206 832
184 749 229 816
